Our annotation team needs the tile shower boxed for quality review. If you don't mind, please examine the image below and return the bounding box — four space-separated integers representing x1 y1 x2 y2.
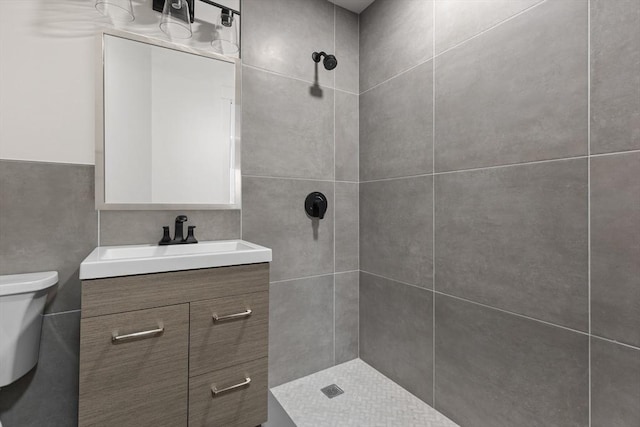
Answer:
0 0 638 426
358 0 639 426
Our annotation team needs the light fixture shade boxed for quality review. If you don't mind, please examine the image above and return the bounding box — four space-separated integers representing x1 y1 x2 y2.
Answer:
211 9 239 55
95 0 135 22
160 0 193 39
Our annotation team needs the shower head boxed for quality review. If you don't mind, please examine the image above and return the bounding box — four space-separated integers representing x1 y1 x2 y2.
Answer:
312 51 338 70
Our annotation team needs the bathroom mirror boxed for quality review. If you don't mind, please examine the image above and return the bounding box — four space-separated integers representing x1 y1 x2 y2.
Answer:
96 29 241 210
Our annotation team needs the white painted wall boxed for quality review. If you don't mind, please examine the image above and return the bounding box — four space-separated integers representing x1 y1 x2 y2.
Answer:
0 0 239 165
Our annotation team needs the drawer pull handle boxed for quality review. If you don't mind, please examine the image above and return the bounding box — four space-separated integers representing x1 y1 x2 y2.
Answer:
211 377 251 397
111 325 164 343
212 309 252 322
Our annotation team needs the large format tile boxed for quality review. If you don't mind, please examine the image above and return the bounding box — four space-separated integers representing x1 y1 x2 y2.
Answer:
99 210 240 246
435 159 588 330
335 182 358 273
335 6 359 94
360 272 434 404
591 338 640 427
335 91 359 182
335 271 359 364
268 276 334 387
242 66 334 180
242 177 334 282
0 160 97 313
591 0 640 154
360 61 433 181
360 0 433 92
434 0 588 172
434 295 589 427
0 312 80 427
360 176 433 288
241 0 335 87
435 0 543 53
591 152 640 346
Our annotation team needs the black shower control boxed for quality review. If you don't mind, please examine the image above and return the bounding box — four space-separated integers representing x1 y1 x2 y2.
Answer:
305 192 328 219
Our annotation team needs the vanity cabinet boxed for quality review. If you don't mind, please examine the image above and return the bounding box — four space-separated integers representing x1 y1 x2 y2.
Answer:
78 263 269 427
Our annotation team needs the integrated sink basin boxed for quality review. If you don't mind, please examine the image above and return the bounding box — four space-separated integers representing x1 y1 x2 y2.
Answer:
80 240 272 280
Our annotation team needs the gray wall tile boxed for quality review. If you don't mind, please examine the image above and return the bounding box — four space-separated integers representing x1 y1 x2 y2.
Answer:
360 61 433 181
591 0 640 154
434 0 588 172
0 161 97 313
335 271 359 364
335 6 359 94
99 210 240 246
269 276 334 387
335 91 359 182
242 177 334 282
434 295 589 427
242 0 335 87
242 66 334 180
435 0 542 54
591 152 640 347
435 159 588 330
591 338 640 427
360 176 433 288
360 0 433 92
335 182 358 272
360 272 433 403
0 312 80 427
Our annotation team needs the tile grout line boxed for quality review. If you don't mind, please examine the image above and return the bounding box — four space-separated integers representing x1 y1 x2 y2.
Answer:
270 272 338 285
333 3 337 368
360 268 640 353
357 10 361 361
242 174 340 183
359 0 548 96
241 63 357 96
360 270 588 340
587 0 592 425
358 150 639 185
431 0 437 409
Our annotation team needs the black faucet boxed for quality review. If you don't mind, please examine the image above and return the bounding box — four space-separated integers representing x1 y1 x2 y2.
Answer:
159 215 198 245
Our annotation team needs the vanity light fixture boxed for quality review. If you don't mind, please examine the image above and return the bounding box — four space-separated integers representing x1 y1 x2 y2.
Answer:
153 0 240 54
95 0 135 22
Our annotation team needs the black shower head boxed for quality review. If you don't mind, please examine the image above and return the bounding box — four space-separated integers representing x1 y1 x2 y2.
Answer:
312 51 338 70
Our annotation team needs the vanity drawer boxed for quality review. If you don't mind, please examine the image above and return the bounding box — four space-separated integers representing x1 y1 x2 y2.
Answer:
190 291 268 376
82 262 269 317
188 357 268 427
78 304 189 427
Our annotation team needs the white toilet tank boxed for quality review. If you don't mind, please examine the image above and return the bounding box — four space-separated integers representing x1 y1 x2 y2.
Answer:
0 271 58 387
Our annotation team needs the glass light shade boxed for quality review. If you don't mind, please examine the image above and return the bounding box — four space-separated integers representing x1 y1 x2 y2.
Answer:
95 0 134 22
211 10 239 55
160 0 193 39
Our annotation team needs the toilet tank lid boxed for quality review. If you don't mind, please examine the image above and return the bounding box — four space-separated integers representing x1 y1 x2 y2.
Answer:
0 271 58 296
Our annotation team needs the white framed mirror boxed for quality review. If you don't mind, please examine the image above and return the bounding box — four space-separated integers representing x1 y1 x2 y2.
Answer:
96 29 241 210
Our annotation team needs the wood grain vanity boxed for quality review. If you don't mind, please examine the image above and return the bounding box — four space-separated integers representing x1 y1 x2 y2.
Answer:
78 262 269 427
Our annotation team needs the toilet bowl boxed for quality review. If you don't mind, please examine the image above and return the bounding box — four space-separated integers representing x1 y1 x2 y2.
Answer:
0 271 58 388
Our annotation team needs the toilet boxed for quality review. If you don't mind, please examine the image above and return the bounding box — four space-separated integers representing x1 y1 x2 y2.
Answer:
0 271 58 390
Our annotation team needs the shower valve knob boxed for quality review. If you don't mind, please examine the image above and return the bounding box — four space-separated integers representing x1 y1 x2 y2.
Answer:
305 192 328 220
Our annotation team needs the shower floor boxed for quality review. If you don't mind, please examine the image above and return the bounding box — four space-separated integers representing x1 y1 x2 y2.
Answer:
271 359 459 427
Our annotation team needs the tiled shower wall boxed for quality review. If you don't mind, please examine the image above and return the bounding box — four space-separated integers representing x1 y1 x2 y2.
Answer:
0 0 359 424
358 0 639 426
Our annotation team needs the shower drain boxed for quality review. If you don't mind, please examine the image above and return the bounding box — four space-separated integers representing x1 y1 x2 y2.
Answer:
320 384 344 399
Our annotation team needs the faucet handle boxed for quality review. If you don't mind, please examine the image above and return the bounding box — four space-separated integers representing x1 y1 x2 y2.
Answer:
159 226 172 245
185 226 198 244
